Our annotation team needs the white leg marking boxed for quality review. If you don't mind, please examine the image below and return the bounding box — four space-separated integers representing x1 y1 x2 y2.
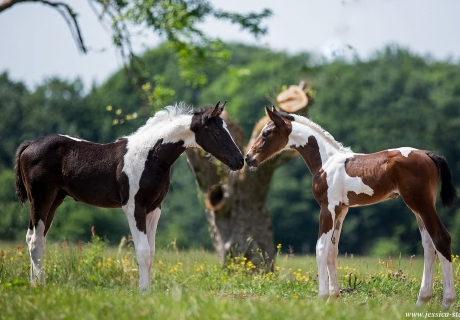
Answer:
316 230 332 299
123 204 151 293
146 208 161 285
437 253 456 309
26 220 46 284
416 227 436 305
415 215 455 308
327 214 346 298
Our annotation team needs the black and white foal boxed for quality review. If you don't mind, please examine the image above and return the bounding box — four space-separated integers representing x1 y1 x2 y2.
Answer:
15 101 244 292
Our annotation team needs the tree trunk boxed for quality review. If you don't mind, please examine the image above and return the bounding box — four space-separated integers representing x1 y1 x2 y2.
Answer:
186 82 310 268
185 114 296 269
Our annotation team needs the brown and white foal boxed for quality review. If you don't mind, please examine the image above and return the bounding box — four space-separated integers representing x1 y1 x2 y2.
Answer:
246 106 457 308
15 101 244 292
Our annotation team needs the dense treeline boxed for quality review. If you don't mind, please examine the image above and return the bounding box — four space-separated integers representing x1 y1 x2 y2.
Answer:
1 44 459 256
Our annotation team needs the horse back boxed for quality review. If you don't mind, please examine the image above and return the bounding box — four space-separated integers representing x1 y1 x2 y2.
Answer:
344 148 436 207
19 134 130 208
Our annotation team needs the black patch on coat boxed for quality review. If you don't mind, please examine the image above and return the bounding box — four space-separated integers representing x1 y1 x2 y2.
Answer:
17 134 131 227
133 139 186 233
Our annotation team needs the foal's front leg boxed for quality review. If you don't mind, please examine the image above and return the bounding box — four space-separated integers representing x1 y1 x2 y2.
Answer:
146 208 162 286
327 207 348 297
316 205 335 299
123 204 152 293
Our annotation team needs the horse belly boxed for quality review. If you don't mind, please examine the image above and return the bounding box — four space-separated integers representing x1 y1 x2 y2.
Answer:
64 179 123 209
62 162 126 209
347 190 399 207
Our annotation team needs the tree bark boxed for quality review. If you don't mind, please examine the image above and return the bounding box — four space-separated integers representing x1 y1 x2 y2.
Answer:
186 112 296 269
187 81 311 268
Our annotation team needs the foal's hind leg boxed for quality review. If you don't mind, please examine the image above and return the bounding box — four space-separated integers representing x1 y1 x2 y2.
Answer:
44 190 66 236
405 198 455 308
415 211 455 308
26 188 60 284
398 155 455 308
414 214 436 305
26 218 46 284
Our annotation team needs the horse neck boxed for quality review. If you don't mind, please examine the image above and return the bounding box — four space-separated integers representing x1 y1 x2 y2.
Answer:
288 120 345 173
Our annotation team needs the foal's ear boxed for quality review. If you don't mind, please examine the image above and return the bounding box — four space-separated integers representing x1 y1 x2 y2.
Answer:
211 100 225 118
265 106 285 127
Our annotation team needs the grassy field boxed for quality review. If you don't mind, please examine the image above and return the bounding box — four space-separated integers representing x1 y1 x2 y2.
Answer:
1 238 459 319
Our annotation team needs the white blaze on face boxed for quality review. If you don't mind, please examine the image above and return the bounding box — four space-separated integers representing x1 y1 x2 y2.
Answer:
387 147 418 157
222 121 236 145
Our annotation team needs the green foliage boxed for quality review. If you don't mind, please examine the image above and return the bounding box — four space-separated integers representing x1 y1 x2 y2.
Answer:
0 73 28 170
0 169 28 240
93 0 272 109
199 44 311 138
154 156 209 249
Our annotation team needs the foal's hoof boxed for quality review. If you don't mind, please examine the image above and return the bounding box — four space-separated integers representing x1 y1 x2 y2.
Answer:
441 296 456 309
327 295 340 304
415 298 430 307
318 293 329 301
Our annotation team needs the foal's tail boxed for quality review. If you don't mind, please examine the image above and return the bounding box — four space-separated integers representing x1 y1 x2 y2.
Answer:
426 151 457 208
15 140 32 205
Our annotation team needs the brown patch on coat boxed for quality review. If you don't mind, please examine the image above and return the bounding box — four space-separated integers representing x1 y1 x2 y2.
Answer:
293 136 323 175
293 135 335 237
344 150 399 207
345 149 452 261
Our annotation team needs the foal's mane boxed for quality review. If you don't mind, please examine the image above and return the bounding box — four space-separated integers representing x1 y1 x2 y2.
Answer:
146 103 192 126
291 114 352 152
129 103 193 136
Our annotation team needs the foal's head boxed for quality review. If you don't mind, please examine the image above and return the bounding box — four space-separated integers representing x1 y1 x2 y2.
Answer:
245 106 293 168
191 101 244 171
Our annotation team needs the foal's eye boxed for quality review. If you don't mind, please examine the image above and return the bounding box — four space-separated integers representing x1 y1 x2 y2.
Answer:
262 131 270 138
214 130 222 137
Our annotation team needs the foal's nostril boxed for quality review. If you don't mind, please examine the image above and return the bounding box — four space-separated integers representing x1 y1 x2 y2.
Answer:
239 158 244 167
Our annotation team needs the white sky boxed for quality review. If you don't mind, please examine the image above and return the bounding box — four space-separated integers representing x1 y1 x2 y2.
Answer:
0 0 459 90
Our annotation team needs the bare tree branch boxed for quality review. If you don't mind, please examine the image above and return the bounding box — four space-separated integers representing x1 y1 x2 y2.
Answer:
0 0 23 11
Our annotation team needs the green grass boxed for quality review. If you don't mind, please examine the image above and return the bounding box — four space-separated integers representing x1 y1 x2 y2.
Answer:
1 238 459 319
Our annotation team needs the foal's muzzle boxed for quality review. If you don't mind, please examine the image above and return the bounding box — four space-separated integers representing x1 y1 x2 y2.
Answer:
245 154 259 168
228 154 245 171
